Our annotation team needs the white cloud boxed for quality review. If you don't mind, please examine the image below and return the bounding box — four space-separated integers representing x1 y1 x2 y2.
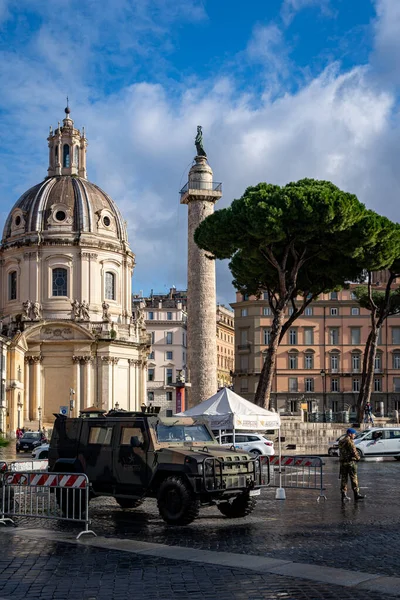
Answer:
281 0 333 26
372 0 400 84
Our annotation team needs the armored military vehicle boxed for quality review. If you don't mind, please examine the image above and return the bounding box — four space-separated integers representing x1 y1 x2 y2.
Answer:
48 408 263 525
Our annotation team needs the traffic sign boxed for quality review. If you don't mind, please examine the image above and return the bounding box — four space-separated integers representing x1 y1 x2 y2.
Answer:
59 406 68 416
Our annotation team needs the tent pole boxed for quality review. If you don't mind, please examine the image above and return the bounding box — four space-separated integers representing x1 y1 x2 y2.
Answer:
275 426 286 500
233 425 236 445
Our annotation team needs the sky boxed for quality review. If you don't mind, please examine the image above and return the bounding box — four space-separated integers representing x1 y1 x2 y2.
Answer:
0 0 400 306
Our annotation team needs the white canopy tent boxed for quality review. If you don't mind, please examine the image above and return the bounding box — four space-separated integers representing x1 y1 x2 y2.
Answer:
176 387 281 431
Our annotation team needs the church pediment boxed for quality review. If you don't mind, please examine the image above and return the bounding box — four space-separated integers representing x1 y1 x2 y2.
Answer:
23 321 95 342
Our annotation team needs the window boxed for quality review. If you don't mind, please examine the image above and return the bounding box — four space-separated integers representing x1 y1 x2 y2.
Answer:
374 378 382 392
289 353 298 369
330 291 338 300
147 391 154 402
121 427 144 445
8 271 17 300
374 353 382 372
263 292 268 300
288 307 294 316
74 145 79 166
263 307 271 316
240 378 248 392
52 267 67 296
305 378 314 392
393 353 400 369
304 327 313 345
330 307 338 316
351 292 357 300
263 329 271 345
352 378 360 392
289 377 298 392
289 329 297 345
331 399 339 412
150 332 155 344
351 328 361 345
165 351 173 360
289 400 297 412
88 427 113 445
304 353 313 369
330 353 339 372
305 307 313 316
329 328 339 345
166 368 173 385
392 328 400 345
241 308 248 317
105 271 115 300
331 378 339 392
166 391 173 402
148 351 154 360
243 294 249 301
394 378 400 392
166 332 173 344
148 312 154 320
351 307 360 316
148 368 155 382
63 144 70 168
167 312 173 320
352 353 361 372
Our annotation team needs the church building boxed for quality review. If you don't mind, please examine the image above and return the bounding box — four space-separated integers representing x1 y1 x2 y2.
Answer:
0 106 150 436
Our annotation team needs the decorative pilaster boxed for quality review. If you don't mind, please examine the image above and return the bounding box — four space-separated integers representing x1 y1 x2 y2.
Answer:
31 355 43 422
82 356 93 408
72 355 82 413
24 356 32 421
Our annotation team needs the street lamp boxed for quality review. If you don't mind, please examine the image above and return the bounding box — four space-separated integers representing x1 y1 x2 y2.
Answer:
38 406 42 432
320 369 327 422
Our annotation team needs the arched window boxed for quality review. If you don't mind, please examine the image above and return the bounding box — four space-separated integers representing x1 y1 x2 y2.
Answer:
8 270 17 300
74 145 79 166
52 268 67 296
55 145 58 162
105 272 115 300
63 144 70 168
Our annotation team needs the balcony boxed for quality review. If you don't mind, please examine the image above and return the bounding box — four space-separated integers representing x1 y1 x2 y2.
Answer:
180 181 222 196
237 343 251 352
235 368 249 374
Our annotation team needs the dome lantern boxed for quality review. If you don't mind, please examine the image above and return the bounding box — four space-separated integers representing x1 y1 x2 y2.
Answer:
47 103 87 179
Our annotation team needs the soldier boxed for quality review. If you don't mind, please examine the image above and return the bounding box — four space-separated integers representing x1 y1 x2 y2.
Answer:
339 428 365 502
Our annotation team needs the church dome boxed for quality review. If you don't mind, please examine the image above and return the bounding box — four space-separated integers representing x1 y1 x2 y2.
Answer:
2 175 128 245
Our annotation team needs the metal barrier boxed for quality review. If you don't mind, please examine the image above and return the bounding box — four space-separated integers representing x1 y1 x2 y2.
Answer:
0 471 96 540
262 456 326 501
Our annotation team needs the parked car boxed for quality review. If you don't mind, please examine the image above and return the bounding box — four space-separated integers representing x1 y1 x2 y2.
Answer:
219 432 274 456
328 432 364 456
16 432 46 453
31 443 49 460
354 427 400 460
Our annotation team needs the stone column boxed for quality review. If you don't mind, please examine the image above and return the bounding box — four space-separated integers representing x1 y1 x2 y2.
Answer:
72 356 82 414
128 359 136 411
83 356 93 408
24 357 31 422
180 155 222 406
101 357 113 411
135 359 141 409
32 356 43 422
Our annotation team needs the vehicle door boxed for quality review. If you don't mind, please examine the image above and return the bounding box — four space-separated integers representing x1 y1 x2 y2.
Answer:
358 430 386 456
113 420 150 496
232 434 247 449
83 423 115 492
383 429 400 456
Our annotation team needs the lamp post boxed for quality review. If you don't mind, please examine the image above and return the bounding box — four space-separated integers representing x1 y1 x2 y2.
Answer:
17 398 23 429
320 369 327 422
38 406 42 432
69 388 75 417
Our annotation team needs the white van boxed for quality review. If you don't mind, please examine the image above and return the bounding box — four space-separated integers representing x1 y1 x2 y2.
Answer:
354 427 400 460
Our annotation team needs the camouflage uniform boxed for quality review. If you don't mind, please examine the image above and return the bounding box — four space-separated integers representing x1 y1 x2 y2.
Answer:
339 435 360 494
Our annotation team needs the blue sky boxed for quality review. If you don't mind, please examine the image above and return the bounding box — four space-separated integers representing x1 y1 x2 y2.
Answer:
0 0 399 304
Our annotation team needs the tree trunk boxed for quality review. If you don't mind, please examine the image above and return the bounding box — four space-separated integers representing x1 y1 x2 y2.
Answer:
357 331 372 417
358 326 379 422
254 309 285 409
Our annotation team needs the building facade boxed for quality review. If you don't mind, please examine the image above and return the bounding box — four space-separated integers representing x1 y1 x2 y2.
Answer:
216 305 235 389
133 289 188 416
0 106 150 435
231 287 400 417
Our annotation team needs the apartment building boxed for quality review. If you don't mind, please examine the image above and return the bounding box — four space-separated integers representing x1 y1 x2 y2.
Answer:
231 286 400 416
133 288 188 416
216 305 235 389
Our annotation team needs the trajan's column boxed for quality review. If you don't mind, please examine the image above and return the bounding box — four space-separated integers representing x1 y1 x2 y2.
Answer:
180 127 222 406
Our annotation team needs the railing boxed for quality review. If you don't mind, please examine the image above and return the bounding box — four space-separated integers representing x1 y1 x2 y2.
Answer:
180 181 222 196
237 343 250 350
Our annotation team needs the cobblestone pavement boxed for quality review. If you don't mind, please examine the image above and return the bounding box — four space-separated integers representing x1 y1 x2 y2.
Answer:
0 535 393 600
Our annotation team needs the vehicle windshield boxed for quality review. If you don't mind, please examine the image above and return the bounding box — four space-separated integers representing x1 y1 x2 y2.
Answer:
156 424 214 443
21 433 41 440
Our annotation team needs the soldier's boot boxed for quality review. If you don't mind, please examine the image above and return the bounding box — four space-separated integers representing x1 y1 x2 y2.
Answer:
353 491 365 502
341 491 351 502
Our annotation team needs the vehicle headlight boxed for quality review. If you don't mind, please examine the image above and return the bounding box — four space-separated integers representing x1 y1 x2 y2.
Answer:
198 463 203 475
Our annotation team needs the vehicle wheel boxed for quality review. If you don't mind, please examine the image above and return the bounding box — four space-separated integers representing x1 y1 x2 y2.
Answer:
394 457 400 461
55 488 86 520
157 476 199 525
250 449 261 456
38 451 48 459
218 493 256 518
116 498 144 509
356 449 363 460
328 448 334 456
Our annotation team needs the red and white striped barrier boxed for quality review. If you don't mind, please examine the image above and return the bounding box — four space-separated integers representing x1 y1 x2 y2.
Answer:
5 472 87 488
269 456 323 468
260 455 326 500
